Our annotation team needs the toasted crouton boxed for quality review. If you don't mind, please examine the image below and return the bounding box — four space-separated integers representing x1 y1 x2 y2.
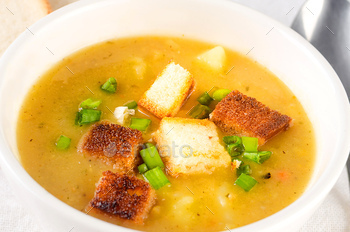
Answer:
210 90 292 145
77 121 143 172
88 171 156 224
153 117 231 177
138 62 194 118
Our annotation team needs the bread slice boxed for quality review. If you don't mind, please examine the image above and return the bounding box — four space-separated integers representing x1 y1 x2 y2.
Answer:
0 0 51 56
88 171 156 224
153 117 231 176
138 62 194 118
77 121 144 173
210 90 292 145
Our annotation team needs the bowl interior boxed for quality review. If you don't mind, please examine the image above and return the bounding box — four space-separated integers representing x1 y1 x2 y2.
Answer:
0 0 349 231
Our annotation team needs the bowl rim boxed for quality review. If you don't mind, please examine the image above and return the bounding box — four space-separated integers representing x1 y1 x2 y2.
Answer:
0 0 350 231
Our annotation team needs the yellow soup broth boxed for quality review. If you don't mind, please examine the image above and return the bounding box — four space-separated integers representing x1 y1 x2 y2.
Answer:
17 36 315 231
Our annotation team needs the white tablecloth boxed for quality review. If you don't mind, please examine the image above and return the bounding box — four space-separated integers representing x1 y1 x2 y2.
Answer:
0 0 349 231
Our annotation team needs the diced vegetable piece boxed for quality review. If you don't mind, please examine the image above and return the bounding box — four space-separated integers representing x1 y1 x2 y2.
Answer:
140 146 165 169
114 106 135 125
56 135 71 150
138 163 148 174
197 46 226 71
189 104 211 119
130 118 151 131
197 92 213 106
75 109 101 125
227 143 243 157
80 98 102 109
231 158 243 170
146 143 155 148
223 135 241 145
144 166 170 190
124 100 138 109
237 165 252 177
235 173 257 192
101 77 117 93
212 89 231 101
241 136 258 152
243 151 271 164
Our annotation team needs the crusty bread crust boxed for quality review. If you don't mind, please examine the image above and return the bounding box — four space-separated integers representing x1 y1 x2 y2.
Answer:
88 171 156 224
77 121 143 172
153 117 231 177
210 90 292 145
0 0 51 56
138 62 194 118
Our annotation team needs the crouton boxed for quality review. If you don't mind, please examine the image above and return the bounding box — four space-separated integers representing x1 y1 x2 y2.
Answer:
197 46 226 71
210 90 292 145
88 171 156 224
138 62 194 118
153 117 231 177
77 121 143 172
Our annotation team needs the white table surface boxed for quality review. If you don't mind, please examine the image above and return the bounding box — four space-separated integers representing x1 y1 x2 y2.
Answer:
0 0 349 231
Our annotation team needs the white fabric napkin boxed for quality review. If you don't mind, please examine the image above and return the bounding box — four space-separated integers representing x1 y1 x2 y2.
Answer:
0 0 349 231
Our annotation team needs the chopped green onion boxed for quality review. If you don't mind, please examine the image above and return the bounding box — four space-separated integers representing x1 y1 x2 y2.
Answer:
146 143 155 148
56 135 71 150
101 77 117 93
80 98 102 109
138 163 148 174
140 146 164 169
130 118 151 131
237 165 252 177
197 92 213 105
223 135 242 145
144 166 170 190
227 143 243 157
242 136 258 152
235 173 258 192
243 151 271 164
75 109 101 125
124 100 138 109
189 104 212 119
212 89 231 101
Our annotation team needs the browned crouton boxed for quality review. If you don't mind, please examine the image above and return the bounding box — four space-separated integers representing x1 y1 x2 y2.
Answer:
210 90 292 145
88 171 156 224
77 121 143 172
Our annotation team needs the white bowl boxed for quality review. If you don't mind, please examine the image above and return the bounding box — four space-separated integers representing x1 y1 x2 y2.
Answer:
0 0 349 231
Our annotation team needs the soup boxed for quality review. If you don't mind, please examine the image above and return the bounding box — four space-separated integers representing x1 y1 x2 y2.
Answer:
17 36 315 231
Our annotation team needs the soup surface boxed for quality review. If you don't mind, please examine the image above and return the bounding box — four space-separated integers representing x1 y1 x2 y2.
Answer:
17 36 315 231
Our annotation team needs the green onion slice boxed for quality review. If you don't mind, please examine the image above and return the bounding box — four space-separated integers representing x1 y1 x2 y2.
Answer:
235 173 258 192
223 135 242 145
101 77 117 93
80 98 102 109
138 163 148 174
241 136 258 152
212 89 231 101
124 100 138 109
189 104 212 119
236 165 252 177
144 166 170 190
227 143 244 157
146 143 155 148
197 92 213 106
140 146 165 169
130 118 151 131
243 151 271 164
75 109 101 125
56 135 71 150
